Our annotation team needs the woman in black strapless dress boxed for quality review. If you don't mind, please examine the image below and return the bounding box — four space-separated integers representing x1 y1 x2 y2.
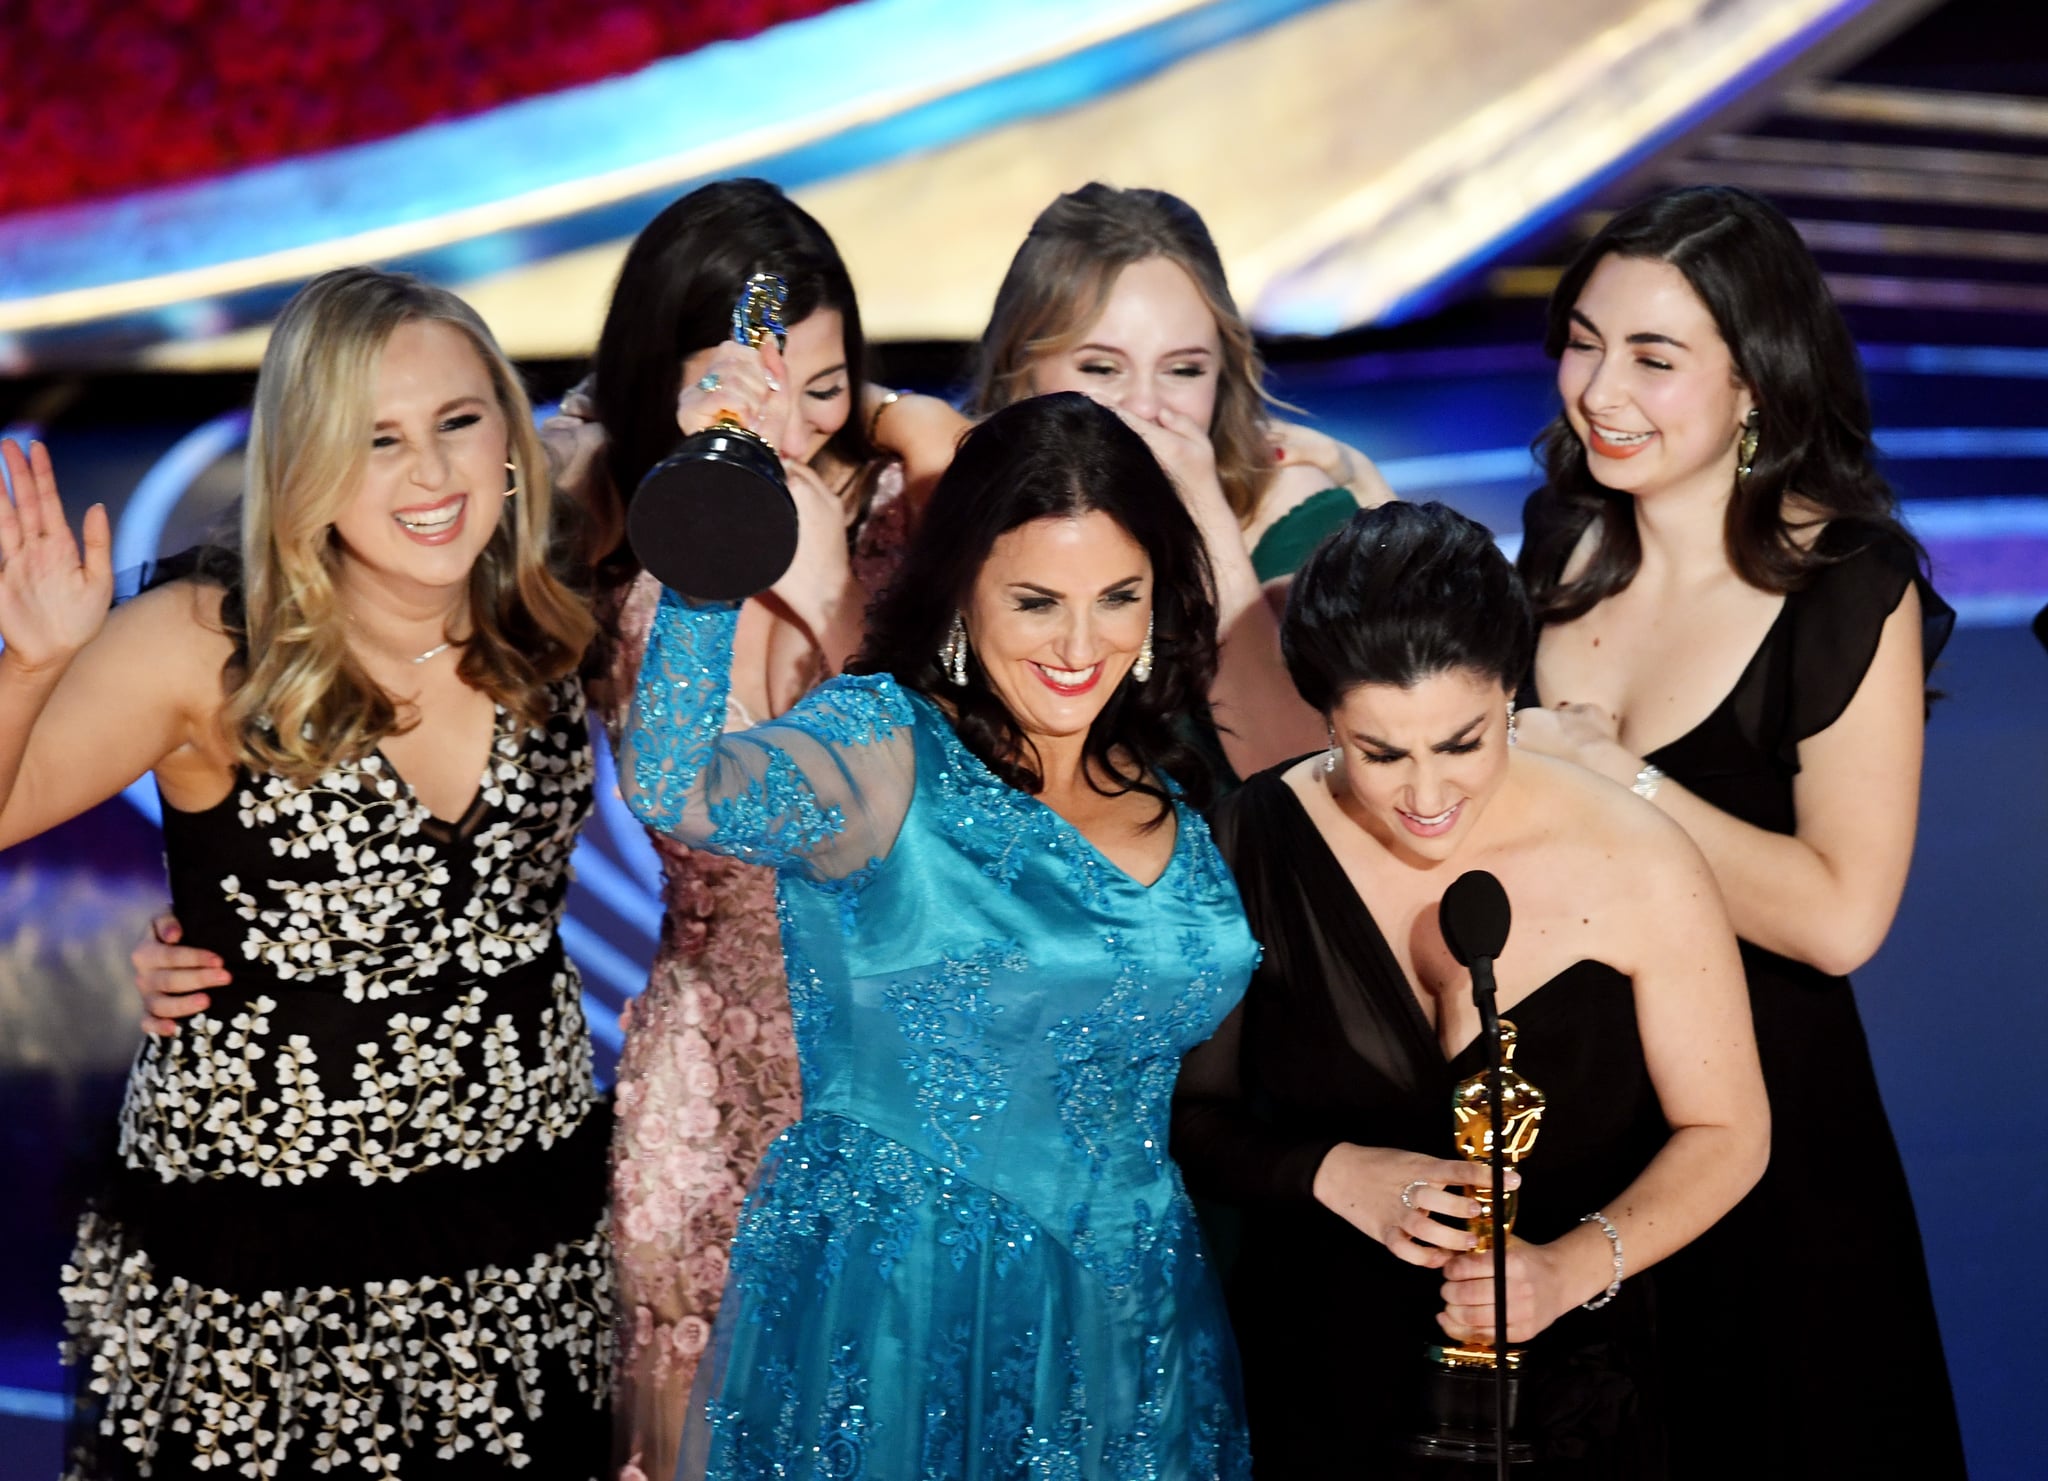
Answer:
1513 187 1965 1478
1173 502 1769 1477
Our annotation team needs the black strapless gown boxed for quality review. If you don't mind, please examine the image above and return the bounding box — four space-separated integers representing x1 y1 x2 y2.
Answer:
1174 769 1673 1479
1521 518 1966 1478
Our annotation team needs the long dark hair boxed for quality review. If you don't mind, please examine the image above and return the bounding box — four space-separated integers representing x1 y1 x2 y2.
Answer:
1521 185 1917 622
848 392 1221 817
970 183 1280 526
589 177 873 589
1284 502 1533 711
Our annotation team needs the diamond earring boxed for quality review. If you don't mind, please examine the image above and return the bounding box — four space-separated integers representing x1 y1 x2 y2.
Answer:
939 613 970 687
1323 726 1340 775
1507 699 1519 748
1131 614 1154 684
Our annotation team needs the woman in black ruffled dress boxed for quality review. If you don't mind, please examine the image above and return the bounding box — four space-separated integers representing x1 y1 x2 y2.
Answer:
1513 186 1966 1477
0 268 611 1478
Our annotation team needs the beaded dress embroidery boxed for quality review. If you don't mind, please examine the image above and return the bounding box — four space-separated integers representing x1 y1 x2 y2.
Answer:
600 467 909 1481
620 588 1256 1480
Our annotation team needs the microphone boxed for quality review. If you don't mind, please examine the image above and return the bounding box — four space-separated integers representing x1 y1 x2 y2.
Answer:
1439 868 1515 1480
1441 869 1511 978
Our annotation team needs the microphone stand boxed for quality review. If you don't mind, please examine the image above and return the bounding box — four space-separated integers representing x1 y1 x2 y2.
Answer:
1470 952 1511 1481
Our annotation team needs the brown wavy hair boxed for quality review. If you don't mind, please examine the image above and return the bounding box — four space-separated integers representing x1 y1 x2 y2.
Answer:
226 267 594 782
970 183 1281 526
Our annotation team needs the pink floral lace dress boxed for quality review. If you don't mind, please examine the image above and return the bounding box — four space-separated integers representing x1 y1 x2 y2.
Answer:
595 468 907 1481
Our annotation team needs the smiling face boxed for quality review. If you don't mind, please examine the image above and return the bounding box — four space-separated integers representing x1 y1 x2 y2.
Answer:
681 307 850 466
1329 667 1513 866
328 317 512 597
963 510 1152 746
1027 256 1222 432
1557 253 1755 506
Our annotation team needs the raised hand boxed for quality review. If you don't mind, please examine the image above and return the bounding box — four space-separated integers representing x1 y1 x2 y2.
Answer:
1107 403 1225 511
676 338 794 447
539 375 607 503
0 439 112 676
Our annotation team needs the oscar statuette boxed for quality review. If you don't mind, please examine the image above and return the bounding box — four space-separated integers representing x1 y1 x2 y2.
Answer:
1410 1021 1547 1468
627 271 801 602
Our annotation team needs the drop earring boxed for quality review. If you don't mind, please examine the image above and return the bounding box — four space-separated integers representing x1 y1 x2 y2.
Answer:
939 613 970 687
1323 726 1340 775
1131 614 1154 684
1507 699 1519 748
1736 409 1759 484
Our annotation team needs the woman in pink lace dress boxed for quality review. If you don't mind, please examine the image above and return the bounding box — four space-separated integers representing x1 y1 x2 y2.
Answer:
577 179 969 1480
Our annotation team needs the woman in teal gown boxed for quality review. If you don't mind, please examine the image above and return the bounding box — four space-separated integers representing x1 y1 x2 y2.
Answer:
620 387 1256 1479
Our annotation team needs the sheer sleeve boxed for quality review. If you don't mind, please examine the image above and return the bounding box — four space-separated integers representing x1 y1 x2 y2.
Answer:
1172 1002 1340 1208
618 586 918 883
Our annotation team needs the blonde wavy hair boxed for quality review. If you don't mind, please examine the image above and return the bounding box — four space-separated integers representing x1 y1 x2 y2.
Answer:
226 267 594 783
971 183 1282 526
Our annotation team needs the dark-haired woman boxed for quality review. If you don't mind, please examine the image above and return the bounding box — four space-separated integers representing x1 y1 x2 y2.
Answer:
1511 185 1965 1475
1172 501 1767 1477
623 391 1254 1477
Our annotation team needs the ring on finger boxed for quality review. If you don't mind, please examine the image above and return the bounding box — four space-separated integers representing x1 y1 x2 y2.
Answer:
696 372 722 393
1400 1178 1432 1212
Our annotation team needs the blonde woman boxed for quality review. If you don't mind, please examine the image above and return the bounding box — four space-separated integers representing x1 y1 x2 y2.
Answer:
974 183 1395 775
0 268 612 1478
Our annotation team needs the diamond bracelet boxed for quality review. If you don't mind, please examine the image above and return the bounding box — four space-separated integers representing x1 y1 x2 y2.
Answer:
1579 1210 1624 1310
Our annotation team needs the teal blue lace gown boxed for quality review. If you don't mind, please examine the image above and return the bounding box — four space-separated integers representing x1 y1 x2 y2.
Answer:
619 590 1257 1481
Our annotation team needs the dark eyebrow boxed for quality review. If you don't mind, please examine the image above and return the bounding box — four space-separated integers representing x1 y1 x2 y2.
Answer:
374 395 487 430
1010 575 1146 599
1431 714 1488 750
804 362 848 385
1349 713 1489 754
1569 308 1687 351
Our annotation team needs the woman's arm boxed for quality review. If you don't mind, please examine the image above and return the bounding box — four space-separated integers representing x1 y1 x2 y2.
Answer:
618 577 917 879
1173 1003 1483 1269
864 385 968 516
0 442 222 850
1271 420 1397 507
1521 587 1925 976
1437 816 1768 1344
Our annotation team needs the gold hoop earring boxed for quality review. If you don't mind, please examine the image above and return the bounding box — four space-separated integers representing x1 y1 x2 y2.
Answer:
504 459 520 497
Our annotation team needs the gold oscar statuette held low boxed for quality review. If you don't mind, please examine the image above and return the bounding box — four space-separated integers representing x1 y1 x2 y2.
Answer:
1409 1020 1547 1466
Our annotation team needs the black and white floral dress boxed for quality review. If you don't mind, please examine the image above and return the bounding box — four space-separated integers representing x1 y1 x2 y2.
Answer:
61 674 613 1479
